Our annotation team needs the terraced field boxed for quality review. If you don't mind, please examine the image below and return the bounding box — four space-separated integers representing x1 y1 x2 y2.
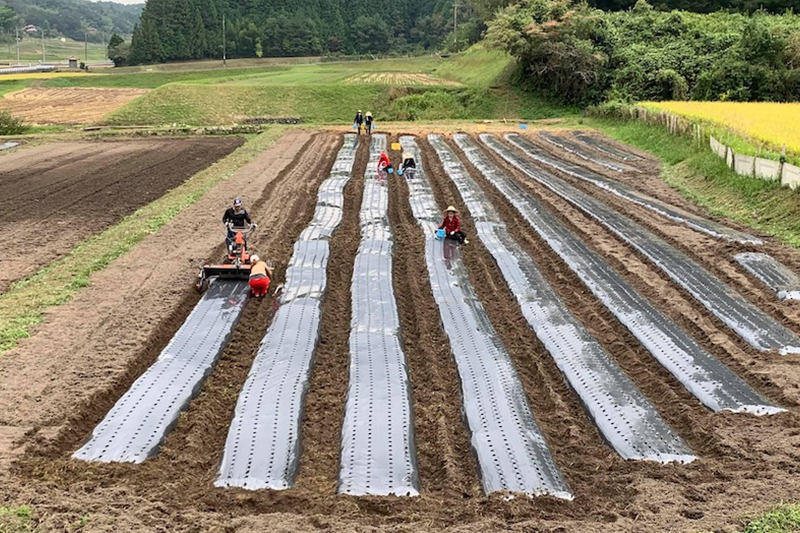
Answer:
2 129 800 532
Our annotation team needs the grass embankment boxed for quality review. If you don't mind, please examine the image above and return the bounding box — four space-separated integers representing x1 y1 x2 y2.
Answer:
641 101 800 165
586 116 800 248
0 127 286 355
100 48 572 125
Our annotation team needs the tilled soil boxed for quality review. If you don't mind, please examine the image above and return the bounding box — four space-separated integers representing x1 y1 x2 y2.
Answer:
0 87 150 125
2 130 800 532
0 137 243 293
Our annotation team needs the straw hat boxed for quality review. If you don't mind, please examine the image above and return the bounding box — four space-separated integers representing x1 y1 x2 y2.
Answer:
446 206 457 213
403 152 412 159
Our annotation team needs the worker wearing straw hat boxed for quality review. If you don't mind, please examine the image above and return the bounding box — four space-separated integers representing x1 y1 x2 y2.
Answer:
439 206 468 244
400 151 416 178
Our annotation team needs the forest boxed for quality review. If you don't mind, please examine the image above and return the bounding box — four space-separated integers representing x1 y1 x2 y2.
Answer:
0 0 141 43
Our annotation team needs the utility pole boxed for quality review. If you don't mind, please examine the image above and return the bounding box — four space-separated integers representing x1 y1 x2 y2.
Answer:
41 28 46 63
222 14 226 67
84 32 88 63
453 0 458 46
15 27 20 65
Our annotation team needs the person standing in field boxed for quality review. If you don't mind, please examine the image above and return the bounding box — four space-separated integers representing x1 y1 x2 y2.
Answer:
365 112 374 135
353 110 364 134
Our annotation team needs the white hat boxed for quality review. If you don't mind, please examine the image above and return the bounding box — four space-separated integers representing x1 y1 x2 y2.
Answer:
250 254 260 263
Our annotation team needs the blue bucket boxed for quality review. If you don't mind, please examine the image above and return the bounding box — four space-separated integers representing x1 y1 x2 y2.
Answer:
387 167 394 174
435 229 446 240
397 168 404 176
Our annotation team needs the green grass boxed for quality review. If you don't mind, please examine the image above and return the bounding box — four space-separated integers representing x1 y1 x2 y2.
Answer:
0 36 106 63
738 503 800 533
0 128 285 355
0 507 32 533
0 46 571 127
585 116 800 248
105 83 573 125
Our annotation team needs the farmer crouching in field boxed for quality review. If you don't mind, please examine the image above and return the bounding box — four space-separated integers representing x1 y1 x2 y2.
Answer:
377 151 393 179
439 206 468 244
400 151 416 178
223 197 251 251
248 254 272 298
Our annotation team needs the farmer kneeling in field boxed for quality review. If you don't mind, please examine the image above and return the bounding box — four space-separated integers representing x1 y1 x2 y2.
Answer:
440 206 468 245
248 254 272 298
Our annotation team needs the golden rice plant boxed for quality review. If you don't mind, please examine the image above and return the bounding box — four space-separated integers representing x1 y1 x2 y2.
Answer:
641 101 800 155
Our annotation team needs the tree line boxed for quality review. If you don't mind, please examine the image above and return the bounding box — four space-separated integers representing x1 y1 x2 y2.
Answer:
486 0 800 104
128 0 463 65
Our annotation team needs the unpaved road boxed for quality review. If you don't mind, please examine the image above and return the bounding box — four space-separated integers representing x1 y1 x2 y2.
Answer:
1 130 800 532
0 87 149 125
0 137 243 293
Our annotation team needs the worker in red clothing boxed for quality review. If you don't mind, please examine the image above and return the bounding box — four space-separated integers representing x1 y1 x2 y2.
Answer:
248 254 272 298
439 206 468 244
377 151 393 178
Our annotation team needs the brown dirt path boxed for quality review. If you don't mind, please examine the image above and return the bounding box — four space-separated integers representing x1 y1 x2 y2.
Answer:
0 137 243 293
0 87 149 125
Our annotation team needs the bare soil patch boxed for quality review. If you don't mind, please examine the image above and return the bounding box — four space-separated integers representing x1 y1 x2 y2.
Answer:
0 87 149 125
0 137 243 293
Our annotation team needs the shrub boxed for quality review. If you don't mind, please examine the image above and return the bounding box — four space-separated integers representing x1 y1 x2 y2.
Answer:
0 111 27 135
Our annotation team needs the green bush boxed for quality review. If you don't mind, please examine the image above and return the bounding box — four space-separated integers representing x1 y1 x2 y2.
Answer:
0 112 27 135
487 0 800 105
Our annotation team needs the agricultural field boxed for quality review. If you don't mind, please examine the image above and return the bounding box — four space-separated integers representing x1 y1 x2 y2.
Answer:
0 87 149 124
0 48 565 127
343 72 460 86
1 126 800 532
0 137 242 293
0 37 108 63
642 101 800 157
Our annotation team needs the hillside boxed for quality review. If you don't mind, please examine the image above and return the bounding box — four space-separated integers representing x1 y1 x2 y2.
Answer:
0 0 141 43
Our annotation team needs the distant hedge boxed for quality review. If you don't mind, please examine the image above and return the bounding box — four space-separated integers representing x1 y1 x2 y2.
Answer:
486 0 800 105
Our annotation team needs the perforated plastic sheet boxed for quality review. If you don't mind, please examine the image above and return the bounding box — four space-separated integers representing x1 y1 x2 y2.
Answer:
401 135 572 498
510 133 762 245
539 132 635 173
74 279 250 463
216 134 358 490
735 253 800 301
456 134 782 416
572 132 643 162
338 134 419 496
432 134 697 461
491 134 800 355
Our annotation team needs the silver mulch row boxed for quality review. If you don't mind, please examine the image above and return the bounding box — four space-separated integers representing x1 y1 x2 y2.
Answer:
338 134 419 496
